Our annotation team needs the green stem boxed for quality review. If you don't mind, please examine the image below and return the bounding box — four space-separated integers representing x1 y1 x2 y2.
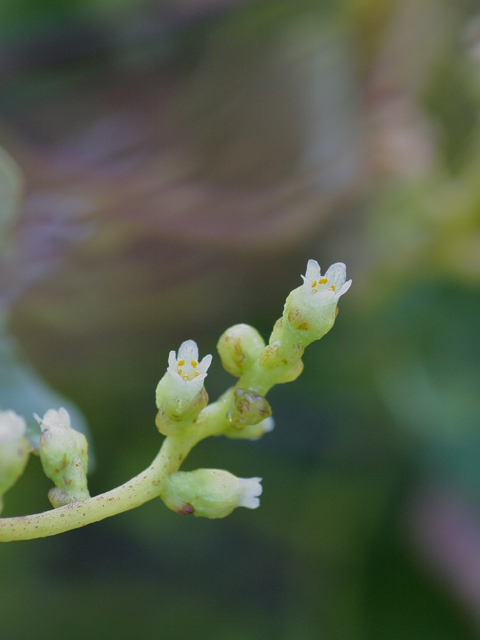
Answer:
0 317 308 542
0 392 233 542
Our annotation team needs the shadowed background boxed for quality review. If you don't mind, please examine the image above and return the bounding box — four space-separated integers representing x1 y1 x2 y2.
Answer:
2 0 480 638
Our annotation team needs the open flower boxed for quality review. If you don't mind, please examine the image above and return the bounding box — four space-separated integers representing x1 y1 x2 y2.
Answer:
301 260 352 306
33 407 71 432
167 339 212 388
283 259 352 343
156 340 212 422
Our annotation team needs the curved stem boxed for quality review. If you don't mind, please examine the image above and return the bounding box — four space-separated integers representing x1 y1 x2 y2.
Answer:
0 321 304 542
0 392 233 542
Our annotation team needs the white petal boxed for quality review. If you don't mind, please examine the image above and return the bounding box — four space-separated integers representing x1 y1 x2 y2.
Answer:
261 417 275 434
0 410 26 439
337 279 352 297
311 288 337 306
324 262 347 287
197 353 212 375
304 259 321 282
237 477 263 509
178 340 199 363
35 407 71 432
168 350 177 369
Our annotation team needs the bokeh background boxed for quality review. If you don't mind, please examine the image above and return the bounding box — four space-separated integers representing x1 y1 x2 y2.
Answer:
2 0 480 638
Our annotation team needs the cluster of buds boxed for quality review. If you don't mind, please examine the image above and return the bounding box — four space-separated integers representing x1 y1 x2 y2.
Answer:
0 258 350 529
155 259 351 519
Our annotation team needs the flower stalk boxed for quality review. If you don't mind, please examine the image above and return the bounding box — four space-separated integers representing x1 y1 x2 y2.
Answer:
0 259 351 542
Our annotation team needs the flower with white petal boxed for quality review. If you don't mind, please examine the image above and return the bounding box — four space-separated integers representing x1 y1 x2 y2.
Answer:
237 477 263 509
156 340 212 422
282 259 352 344
34 408 90 502
33 407 71 432
301 259 352 306
167 339 212 388
160 468 263 518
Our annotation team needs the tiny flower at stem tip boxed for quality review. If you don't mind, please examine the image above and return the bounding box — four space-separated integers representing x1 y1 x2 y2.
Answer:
282 259 352 344
167 340 212 386
301 260 352 306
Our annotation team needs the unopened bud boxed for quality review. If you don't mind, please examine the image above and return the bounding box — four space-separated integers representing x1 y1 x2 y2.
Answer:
217 324 265 377
160 468 262 518
0 410 30 509
34 408 90 505
228 388 272 429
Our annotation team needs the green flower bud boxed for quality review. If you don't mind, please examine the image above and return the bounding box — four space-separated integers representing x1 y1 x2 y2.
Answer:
284 260 351 344
160 469 262 519
228 388 272 429
34 408 90 505
155 340 211 431
217 324 265 377
0 410 30 509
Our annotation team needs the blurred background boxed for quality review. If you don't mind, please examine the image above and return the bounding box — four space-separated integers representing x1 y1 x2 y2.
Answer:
1 0 480 637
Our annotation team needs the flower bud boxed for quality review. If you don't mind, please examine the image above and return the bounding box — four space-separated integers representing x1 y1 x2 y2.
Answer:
155 340 211 431
0 410 30 509
160 469 262 518
284 260 351 344
217 324 265 377
228 388 272 429
34 408 90 505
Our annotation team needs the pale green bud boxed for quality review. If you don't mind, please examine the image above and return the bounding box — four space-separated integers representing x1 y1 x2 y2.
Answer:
160 469 262 518
0 410 30 508
155 340 211 431
228 388 272 429
284 260 352 345
217 324 265 377
34 408 90 505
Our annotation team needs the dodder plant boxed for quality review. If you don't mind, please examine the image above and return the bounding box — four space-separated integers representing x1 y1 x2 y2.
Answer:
0 260 351 541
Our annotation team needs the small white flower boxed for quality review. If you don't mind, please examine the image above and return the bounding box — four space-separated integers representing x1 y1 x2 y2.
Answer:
301 259 352 306
167 340 212 390
237 477 263 509
0 410 26 440
34 407 71 432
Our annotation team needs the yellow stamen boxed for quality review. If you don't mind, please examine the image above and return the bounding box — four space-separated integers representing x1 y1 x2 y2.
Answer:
178 368 183 375
319 278 328 285
194 371 199 377
191 360 198 368
311 280 317 288
329 284 336 291
178 359 185 366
